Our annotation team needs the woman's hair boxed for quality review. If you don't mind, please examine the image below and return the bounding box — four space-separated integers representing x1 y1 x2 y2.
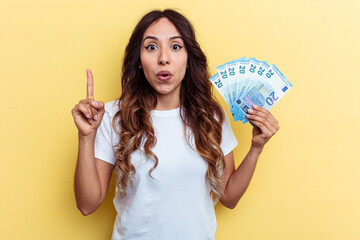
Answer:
112 9 226 203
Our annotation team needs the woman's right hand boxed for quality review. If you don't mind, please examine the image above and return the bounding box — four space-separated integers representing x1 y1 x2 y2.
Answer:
71 69 105 138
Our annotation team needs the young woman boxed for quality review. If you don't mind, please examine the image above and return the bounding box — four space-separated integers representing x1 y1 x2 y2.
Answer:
72 9 279 240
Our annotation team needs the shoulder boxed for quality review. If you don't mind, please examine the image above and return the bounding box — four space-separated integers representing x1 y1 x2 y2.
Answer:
213 106 227 124
212 107 234 134
103 99 120 119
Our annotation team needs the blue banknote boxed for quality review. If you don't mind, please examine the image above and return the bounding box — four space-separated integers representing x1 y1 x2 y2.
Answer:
209 57 293 124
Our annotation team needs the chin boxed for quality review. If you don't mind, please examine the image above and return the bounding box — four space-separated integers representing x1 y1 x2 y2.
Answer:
150 81 182 97
155 89 174 95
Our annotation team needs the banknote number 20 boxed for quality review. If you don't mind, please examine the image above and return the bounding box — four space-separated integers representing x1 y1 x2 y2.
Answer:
258 67 265 76
239 66 245 74
266 70 274 78
228 67 235 76
214 79 223 88
266 91 278 106
220 71 228 79
250 64 256 73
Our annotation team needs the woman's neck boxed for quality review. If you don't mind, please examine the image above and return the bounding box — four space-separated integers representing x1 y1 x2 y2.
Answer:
155 92 181 111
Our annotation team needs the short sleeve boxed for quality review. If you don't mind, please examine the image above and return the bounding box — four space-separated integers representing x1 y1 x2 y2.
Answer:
94 101 119 165
220 111 238 156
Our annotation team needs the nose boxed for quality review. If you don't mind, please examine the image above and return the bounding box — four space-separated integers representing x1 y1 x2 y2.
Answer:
158 48 170 65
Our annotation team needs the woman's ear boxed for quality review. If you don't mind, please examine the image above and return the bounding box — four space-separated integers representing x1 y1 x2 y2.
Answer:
139 63 143 69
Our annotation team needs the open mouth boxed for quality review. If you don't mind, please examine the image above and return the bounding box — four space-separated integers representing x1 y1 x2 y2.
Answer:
157 71 172 81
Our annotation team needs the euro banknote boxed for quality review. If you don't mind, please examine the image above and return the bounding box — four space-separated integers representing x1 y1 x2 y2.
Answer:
209 57 293 124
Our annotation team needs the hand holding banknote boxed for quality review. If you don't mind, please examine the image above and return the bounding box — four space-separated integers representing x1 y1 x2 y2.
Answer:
209 57 291 149
209 57 292 124
246 104 279 150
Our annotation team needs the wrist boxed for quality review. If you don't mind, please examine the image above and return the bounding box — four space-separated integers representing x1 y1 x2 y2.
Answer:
249 144 264 155
78 132 96 141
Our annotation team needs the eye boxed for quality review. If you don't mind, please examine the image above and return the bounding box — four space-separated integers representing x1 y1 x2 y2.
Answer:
145 44 158 51
171 44 183 51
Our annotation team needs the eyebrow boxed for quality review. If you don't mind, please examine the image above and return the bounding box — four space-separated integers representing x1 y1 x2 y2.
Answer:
143 36 183 41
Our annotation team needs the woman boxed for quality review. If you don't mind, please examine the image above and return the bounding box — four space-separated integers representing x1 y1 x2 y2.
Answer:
72 9 279 240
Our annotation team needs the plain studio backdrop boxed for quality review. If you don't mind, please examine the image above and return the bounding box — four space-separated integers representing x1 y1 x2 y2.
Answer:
1 0 359 239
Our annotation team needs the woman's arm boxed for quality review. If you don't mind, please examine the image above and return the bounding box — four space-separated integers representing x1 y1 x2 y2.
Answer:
72 69 113 215
219 147 262 209
74 135 114 216
220 105 279 209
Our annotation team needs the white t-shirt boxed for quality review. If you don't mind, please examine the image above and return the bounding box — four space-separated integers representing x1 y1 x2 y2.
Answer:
95 100 238 240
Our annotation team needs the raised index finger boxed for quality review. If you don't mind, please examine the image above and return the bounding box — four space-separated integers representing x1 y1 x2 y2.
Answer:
86 69 94 99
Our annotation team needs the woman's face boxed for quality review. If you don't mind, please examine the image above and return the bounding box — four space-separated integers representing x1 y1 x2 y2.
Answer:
140 17 188 100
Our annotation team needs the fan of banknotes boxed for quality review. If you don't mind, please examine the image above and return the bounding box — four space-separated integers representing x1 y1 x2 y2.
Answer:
209 57 293 124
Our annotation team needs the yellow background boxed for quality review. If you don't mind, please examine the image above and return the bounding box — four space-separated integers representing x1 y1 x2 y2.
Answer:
1 0 359 239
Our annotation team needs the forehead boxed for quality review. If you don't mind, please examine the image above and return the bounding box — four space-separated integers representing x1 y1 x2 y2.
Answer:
143 18 182 39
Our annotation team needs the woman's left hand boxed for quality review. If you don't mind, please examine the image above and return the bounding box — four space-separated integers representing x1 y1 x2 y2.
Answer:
245 105 280 150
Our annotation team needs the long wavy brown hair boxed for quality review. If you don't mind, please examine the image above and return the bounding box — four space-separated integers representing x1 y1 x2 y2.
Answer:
112 9 226 203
